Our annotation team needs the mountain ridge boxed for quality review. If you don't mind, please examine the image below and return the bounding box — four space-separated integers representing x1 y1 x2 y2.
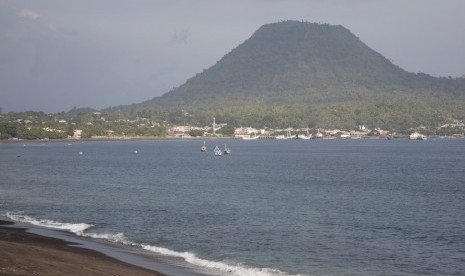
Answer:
114 21 465 129
139 21 411 108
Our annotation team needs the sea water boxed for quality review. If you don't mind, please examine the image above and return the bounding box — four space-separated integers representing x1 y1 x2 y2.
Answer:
1 139 465 275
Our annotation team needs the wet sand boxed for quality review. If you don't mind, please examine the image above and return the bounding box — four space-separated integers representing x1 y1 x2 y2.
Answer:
0 220 163 276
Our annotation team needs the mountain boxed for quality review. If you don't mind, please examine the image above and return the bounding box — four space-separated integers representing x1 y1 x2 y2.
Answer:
120 21 465 129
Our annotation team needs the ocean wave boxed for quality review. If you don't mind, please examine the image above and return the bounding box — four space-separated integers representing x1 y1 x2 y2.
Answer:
5 211 134 245
142 244 297 276
6 211 300 276
6 212 92 235
84 232 137 246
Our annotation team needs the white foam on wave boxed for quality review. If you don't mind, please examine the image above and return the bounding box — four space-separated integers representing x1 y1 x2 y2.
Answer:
5 211 133 245
85 232 137 246
6 211 302 276
142 244 299 276
6 212 92 235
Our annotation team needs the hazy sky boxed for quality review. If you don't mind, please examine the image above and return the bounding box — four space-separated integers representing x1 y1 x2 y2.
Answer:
1 0 464 113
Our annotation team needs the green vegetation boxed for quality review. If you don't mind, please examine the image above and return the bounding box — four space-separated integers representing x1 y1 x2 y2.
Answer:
2 21 465 137
111 21 464 131
187 129 204 137
0 111 166 140
0 122 18 139
0 122 68 140
217 124 235 136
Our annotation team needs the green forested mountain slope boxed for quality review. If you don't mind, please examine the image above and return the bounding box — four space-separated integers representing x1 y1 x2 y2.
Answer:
117 21 465 129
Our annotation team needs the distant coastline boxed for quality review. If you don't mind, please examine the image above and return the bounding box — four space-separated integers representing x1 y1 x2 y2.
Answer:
0 135 237 144
1 134 464 144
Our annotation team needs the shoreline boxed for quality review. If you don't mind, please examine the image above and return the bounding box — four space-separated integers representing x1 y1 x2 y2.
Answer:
0 220 165 276
0 218 216 276
0 136 237 144
1 134 464 144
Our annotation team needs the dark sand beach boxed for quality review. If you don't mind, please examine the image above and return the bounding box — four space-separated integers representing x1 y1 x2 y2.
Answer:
0 220 163 276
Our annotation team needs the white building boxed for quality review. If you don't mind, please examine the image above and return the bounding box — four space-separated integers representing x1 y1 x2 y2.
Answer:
234 127 259 138
73 129 82 138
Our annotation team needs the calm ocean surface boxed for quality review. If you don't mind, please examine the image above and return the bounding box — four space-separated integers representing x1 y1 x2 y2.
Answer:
1 139 465 275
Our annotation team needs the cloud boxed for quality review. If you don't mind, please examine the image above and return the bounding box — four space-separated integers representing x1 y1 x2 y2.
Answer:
18 9 41 20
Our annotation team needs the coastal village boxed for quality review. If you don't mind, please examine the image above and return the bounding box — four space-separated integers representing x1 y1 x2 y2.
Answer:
1 112 464 141
163 117 465 140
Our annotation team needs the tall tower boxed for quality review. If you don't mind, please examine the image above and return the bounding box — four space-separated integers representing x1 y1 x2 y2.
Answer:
212 117 216 135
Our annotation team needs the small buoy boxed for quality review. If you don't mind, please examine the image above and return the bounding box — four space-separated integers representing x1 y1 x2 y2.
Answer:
134 150 138 154
79 151 83 155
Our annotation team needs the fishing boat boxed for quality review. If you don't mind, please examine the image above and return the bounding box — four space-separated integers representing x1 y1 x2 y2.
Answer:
201 141 207 152
223 144 231 155
296 134 311 140
276 130 293 140
242 135 260 140
296 129 312 140
214 145 222 156
410 132 427 140
314 131 324 139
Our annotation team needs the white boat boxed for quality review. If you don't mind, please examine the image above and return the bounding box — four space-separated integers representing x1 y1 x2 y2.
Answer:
314 131 324 139
223 144 232 154
242 135 260 140
276 130 293 140
296 129 312 140
201 141 207 152
410 132 427 140
296 134 312 140
214 145 222 156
